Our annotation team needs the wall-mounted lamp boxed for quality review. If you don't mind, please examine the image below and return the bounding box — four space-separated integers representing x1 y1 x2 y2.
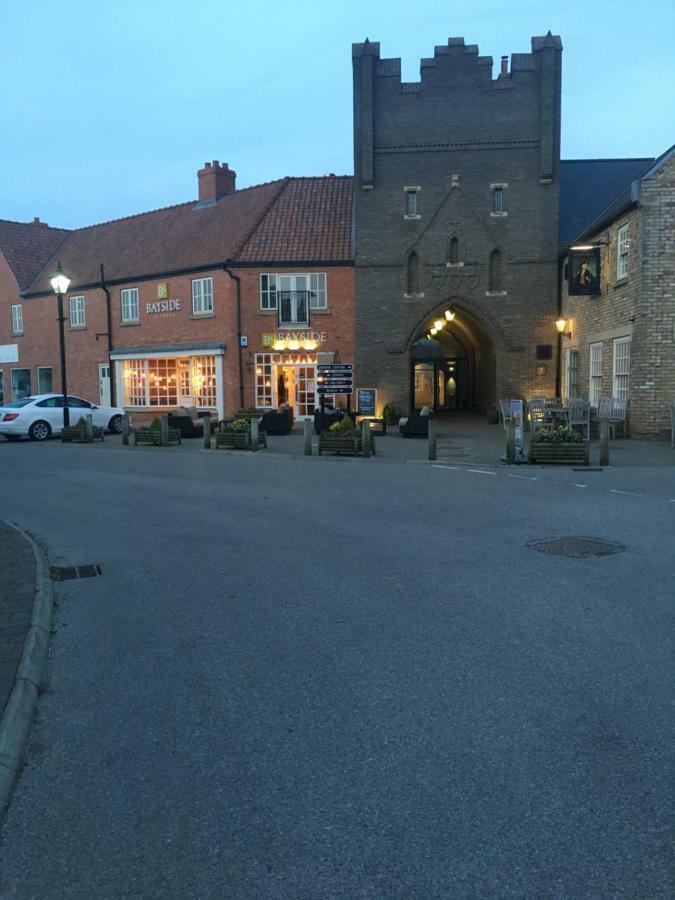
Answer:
444 309 455 321
556 317 572 339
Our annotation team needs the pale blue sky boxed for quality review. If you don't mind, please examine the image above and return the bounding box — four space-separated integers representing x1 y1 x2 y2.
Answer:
1 0 673 228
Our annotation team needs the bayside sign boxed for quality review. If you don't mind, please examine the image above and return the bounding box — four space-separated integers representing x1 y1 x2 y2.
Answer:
146 300 181 314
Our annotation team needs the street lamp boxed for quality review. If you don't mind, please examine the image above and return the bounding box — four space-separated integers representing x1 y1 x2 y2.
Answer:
50 261 71 427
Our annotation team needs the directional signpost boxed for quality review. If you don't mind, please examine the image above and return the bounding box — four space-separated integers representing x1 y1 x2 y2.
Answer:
317 364 354 418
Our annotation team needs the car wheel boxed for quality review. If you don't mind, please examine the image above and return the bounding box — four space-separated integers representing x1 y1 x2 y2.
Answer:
108 414 123 434
28 421 51 441
4 435 21 442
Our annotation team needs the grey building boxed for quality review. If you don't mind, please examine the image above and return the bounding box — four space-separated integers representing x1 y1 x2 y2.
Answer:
352 34 563 414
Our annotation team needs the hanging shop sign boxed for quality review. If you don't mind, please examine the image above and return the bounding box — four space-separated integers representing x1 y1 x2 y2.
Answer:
146 299 182 314
568 247 601 296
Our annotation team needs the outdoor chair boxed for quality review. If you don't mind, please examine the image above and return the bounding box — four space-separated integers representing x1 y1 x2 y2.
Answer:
259 407 293 435
527 397 552 434
168 406 216 438
566 397 590 440
399 411 433 438
596 396 628 438
669 401 675 449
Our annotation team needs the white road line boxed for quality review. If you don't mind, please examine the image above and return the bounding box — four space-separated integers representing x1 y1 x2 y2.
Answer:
432 465 458 470
574 483 588 488
507 474 538 480
609 489 643 496
468 469 496 475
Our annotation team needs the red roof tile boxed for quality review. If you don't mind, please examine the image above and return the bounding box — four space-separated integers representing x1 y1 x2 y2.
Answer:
25 176 354 294
0 219 70 289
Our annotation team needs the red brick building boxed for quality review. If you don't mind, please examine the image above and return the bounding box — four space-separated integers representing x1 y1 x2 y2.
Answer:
0 163 354 422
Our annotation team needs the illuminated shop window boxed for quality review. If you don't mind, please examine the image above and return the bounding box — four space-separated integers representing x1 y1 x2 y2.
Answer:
191 356 216 407
122 356 216 407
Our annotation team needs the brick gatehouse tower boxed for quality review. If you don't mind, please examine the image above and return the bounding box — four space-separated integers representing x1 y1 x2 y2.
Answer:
352 34 563 414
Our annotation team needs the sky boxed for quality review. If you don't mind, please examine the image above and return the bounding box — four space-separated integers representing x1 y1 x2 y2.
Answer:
1 0 673 229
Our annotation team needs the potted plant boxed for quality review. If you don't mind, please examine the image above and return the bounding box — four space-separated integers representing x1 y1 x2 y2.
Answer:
529 425 589 465
216 418 266 450
61 415 105 443
382 403 404 426
134 416 181 446
318 415 375 456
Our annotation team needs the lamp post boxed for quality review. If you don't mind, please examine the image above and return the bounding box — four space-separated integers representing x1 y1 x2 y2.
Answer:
555 317 572 398
50 262 71 428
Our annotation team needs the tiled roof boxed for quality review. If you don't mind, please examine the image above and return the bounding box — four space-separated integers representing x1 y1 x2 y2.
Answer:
26 176 354 294
238 176 353 261
559 157 654 250
0 219 70 289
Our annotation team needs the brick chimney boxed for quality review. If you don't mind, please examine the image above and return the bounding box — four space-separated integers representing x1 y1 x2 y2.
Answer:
197 160 236 202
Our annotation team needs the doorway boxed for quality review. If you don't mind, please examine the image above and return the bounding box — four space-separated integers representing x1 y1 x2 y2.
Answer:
98 364 111 406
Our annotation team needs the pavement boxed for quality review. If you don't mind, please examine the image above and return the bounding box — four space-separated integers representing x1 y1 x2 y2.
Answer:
0 438 672 897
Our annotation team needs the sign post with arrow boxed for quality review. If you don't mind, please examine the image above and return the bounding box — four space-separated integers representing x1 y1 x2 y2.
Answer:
317 363 354 419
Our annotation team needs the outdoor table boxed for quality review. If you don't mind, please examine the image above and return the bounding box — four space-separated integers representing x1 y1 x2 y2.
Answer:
546 405 569 428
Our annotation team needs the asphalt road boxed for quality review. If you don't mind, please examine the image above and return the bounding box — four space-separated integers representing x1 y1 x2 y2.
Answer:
0 440 673 899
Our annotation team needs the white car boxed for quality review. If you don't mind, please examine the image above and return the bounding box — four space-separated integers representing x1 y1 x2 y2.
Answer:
0 394 125 441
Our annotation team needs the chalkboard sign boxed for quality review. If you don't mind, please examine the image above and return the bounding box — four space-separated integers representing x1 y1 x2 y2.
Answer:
357 388 376 416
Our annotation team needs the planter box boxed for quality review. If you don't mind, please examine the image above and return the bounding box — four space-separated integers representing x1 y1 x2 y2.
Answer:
530 441 589 465
318 432 375 457
61 426 105 443
216 430 266 451
134 427 181 446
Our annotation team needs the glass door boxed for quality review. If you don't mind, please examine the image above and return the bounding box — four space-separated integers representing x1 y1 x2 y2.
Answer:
178 358 192 407
296 366 316 416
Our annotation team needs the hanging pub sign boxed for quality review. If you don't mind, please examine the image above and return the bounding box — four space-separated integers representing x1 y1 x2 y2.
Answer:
568 247 601 296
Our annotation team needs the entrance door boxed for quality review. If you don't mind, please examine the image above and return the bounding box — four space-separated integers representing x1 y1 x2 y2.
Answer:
98 364 111 406
296 366 316 417
178 359 192 407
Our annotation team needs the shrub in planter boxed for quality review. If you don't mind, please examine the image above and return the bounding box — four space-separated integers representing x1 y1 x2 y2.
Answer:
536 425 582 443
231 418 251 433
382 403 404 425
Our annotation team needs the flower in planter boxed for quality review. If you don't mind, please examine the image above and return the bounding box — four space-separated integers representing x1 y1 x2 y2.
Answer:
538 425 582 443
231 418 250 433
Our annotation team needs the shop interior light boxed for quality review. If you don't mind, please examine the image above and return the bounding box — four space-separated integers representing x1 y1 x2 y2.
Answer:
445 309 455 321
433 319 444 331
430 326 438 336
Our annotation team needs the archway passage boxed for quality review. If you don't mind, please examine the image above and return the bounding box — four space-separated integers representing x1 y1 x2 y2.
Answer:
410 307 496 413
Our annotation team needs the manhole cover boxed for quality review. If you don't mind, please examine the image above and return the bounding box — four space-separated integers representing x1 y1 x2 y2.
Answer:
50 565 102 581
527 537 625 559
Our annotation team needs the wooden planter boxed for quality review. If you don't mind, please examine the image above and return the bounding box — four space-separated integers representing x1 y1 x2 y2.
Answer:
318 432 375 457
134 427 182 447
529 441 589 465
61 426 105 443
215 430 266 451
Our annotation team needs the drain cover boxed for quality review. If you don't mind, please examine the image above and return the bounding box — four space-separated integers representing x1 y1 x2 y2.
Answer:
50 565 102 581
528 537 624 559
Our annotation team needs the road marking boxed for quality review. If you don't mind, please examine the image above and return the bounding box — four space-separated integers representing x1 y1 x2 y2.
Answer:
507 474 537 480
609 489 642 496
432 464 458 470
574 483 588 488
468 469 496 475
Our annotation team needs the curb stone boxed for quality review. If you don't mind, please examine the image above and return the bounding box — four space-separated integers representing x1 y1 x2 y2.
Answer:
0 521 54 814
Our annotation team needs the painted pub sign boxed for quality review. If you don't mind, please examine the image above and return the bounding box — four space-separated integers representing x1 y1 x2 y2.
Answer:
568 247 601 296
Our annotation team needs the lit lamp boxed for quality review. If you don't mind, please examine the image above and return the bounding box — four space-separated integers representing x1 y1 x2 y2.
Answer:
433 319 444 331
50 261 71 427
556 317 572 339
444 309 455 321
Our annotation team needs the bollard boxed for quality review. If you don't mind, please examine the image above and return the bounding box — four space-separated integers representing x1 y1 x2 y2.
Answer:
506 421 516 465
428 417 437 461
122 414 130 446
361 418 370 458
203 415 211 450
250 418 259 452
85 414 94 442
161 415 169 447
599 420 609 466
304 418 312 455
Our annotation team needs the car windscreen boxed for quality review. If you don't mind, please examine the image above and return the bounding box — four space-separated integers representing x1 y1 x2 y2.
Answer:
4 398 35 408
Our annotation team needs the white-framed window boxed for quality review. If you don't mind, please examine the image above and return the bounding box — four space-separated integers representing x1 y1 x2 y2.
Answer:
121 288 139 323
192 277 213 315
69 295 85 328
255 353 274 408
589 341 603 407
612 337 631 400
11 304 23 334
566 349 579 400
10 368 31 399
122 356 217 407
259 273 326 325
617 224 629 280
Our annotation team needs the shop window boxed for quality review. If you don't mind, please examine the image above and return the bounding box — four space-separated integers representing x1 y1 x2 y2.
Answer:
121 288 139 323
11 304 23 334
10 368 31 400
191 357 216 407
122 356 217 408
406 252 421 294
124 360 146 406
38 367 53 393
617 224 629 280
612 337 631 400
488 249 502 292
192 277 213 315
255 353 274 407
589 342 603 407
148 359 178 406
69 295 85 328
